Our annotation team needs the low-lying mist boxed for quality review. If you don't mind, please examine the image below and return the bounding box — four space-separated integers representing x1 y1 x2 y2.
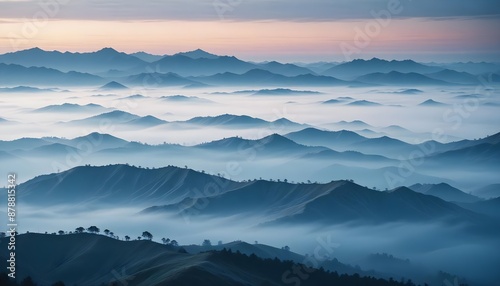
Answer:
11 204 500 286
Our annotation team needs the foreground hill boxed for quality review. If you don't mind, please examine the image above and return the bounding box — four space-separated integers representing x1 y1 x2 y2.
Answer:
0 233 417 286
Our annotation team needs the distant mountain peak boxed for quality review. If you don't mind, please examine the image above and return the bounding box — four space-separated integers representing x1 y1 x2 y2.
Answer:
176 49 219 59
97 47 119 54
100 81 128 90
419 99 446 106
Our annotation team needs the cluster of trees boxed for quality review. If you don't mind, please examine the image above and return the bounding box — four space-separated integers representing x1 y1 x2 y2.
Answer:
212 249 442 286
52 226 180 246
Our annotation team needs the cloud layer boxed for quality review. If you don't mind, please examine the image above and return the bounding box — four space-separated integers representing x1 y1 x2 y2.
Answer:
1 0 499 21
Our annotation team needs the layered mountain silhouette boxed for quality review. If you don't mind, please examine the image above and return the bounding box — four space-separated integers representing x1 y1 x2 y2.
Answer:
63 110 166 128
425 69 479 84
0 63 104 86
0 47 146 73
408 183 481 203
195 69 349 86
356 71 452 85
123 72 200 87
33 103 110 113
0 233 417 286
0 86 60 93
322 58 443 80
100 81 129 90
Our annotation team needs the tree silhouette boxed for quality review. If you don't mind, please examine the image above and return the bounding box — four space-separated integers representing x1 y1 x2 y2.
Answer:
202 239 212 247
170 239 178 246
75 227 85 233
58 230 65 235
142 231 153 240
104 229 110 236
87 226 100 234
125 235 130 241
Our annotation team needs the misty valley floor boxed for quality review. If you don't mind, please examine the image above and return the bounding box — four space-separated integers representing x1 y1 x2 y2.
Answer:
0 49 499 285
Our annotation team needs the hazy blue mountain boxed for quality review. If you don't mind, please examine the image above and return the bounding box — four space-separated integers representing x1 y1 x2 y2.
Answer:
145 179 345 219
473 184 500 199
425 69 479 84
196 134 328 156
424 142 500 167
10 165 239 206
458 197 500 220
296 61 339 73
127 115 167 126
391 88 423 94
418 99 448 106
33 103 109 113
333 120 373 129
0 86 60 93
0 138 52 151
356 71 453 86
100 81 129 90
124 72 200 87
322 58 443 80
52 132 130 151
175 48 220 59
431 132 500 154
123 94 148 99
0 233 406 286
20 143 83 158
182 114 304 129
195 69 349 86
149 179 485 225
185 114 268 126
0 47 147 73
150 54 257 76
159 95 213 103
349 136 415 157
408 183 481 203
276 184 485 225
65 110 140 125
433 62 500 74
214 88 320 95
251 88 320 96
322 99 344 104
285 128 367 150
0 63 105 86
347 100 382 106
130 51 165 62
301 150 397 166
64 110 166 128
256 61 316 76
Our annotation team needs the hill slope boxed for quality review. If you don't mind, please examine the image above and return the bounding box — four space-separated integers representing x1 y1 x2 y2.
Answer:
0 233 415 286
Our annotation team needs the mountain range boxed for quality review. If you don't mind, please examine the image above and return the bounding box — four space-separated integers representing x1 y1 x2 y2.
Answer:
2 48 498 87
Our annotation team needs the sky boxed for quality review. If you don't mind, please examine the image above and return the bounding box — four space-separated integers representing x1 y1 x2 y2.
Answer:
0 0 499 62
